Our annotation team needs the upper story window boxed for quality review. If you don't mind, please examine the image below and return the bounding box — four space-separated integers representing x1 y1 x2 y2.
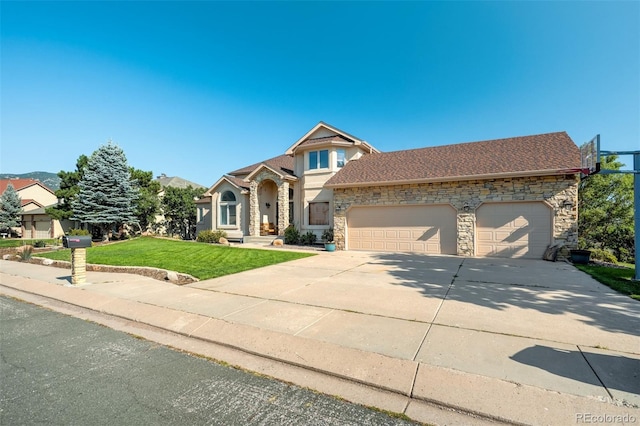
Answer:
309 150 329 170
220 191 237 226
337 149 346 168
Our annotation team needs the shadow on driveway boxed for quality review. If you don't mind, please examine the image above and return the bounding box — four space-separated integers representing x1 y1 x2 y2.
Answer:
371 252 640 337
510 344 640 397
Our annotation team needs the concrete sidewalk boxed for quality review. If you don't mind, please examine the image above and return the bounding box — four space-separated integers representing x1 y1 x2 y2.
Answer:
1 253 639 425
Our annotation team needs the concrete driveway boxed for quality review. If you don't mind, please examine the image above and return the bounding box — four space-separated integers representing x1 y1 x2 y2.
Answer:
184 251 640 406
3 250 638 422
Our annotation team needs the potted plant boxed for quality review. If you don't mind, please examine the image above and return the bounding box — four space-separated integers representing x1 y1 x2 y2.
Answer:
322 228 335 252
570 248 592 264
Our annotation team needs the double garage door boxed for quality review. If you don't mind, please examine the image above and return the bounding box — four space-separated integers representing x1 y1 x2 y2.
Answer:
346 202 552 259
347 205 457 255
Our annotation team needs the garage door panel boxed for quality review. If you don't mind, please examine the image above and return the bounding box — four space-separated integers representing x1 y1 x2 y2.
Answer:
347 205 456 255
476 202 551 259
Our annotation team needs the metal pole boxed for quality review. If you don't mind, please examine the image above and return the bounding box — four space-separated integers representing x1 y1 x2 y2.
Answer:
634 152 639 281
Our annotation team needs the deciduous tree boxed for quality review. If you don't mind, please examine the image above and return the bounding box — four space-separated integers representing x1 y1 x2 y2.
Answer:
130 168 161 232
161 186 204 240
578 155 634 262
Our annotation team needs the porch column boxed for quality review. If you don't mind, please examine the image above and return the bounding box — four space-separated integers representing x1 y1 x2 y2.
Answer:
249 181 260 237
277 181 289 235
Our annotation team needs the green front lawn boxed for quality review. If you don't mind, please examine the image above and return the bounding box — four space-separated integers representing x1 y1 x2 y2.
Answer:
575 264 639 301
36 236 314 280
0 238 58 248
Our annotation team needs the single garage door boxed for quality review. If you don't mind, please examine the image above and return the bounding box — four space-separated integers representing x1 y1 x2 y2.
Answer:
476 202 552 259
347 204 457 254
34 220 51 239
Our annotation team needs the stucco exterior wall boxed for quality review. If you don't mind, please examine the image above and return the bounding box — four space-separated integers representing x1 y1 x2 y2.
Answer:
17 185 57 206
332 174 579 258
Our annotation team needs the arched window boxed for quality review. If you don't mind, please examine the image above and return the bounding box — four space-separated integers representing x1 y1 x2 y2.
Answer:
220 191 237 226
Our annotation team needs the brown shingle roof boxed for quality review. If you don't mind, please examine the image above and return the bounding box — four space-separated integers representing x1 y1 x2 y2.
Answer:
228 154 295 178
325 132 580 187
225 176 250 190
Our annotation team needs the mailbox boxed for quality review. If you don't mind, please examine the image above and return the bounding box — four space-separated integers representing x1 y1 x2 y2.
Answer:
62 235 92 248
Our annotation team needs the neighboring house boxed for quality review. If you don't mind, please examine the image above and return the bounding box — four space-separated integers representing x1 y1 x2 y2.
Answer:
198 122 581 259
0 178 64 239
156 174 207 192
154 174 206 235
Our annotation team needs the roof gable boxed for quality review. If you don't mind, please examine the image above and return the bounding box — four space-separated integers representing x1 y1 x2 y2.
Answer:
245 163 297 182
21 199 44 208
0 178 54 195
204 175 250 196
325 131 581 187
285 122 379 155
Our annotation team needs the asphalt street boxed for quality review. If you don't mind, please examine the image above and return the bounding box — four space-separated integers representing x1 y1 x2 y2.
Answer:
0 296 418 426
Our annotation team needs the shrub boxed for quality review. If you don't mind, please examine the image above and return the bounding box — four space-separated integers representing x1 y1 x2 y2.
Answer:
284 225 300 245
69 229 90 236
300 231 317 246
197 230 227 243
33 240 46 248
17 246 33 261
321 228 334 242
589 248 618 264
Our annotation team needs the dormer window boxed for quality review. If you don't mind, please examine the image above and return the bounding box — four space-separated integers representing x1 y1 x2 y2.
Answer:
337 149 346 168
309 150 329 170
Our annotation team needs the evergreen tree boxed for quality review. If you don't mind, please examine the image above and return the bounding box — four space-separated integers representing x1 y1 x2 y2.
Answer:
0 183 22 232
46 154 89 220
72 142 138 238
161 185 204 239
579 155 634 262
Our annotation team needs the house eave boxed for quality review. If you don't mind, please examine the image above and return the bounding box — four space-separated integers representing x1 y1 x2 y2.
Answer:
324 169 579 189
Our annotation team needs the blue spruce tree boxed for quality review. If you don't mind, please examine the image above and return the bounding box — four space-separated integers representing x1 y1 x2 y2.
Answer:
0 183 23 233
72 141 138 239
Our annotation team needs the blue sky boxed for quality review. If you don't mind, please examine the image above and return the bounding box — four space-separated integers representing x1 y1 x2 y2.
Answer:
2 1 638 186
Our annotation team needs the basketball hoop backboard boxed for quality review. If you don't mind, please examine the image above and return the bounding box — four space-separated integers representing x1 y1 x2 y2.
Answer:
580 135 600 176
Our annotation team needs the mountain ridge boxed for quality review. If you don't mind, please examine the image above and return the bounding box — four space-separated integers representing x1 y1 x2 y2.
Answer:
0 171 61 191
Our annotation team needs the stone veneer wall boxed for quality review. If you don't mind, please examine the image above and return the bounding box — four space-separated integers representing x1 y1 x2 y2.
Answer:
332 174 579 258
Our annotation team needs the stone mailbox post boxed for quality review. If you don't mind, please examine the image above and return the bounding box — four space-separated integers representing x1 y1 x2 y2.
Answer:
62 236 92 285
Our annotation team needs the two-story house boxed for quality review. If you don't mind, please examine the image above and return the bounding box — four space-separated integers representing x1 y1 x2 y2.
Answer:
197 122 580 259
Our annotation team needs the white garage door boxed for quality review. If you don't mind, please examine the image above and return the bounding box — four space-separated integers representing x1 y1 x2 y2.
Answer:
34 220 51 239
476 202 552 259
347 204 457 254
